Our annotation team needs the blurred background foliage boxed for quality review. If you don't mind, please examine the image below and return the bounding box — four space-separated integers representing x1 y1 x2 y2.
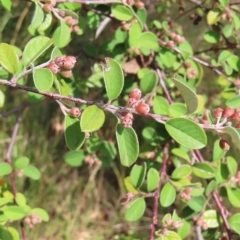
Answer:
1 0 240 239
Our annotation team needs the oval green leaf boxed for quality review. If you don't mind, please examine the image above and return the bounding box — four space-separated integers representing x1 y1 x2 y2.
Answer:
130 163 147 188
64 150 85 167
80 105 105 132
169 103 187 117
116 124 139 167
187 196 205 212
31 208 49 222
207 9 222 25
3 206 26 220
203 30 220 43
224 126 240 146
65 115 85 150
30 3 44 30
0 163 12 176
15 193 26 207
226 187 240 208
165 118 207 149
147 168 159 192
160 183 176 207
140 71 158 94
192 162 215 179
203 210 219 228
22 36 53 67
0 43 19 74
153 96 169 116
136 32 159 51
53 20 71 48
125 197 146 222
172 76 198 114
171 148 190 162
226 95 240 108
171 164 192 179
22 165 41 180
111 4 134 21
102 58 124 101
33 68 53 91
229 213 240 234
227 156 237 176
14 156 30 169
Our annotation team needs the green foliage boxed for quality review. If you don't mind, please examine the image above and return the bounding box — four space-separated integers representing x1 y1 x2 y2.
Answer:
1 0 240 239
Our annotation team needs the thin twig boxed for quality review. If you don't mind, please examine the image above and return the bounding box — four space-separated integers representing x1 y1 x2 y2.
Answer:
148 142 170 240
0 102 32 118
5 112 28 240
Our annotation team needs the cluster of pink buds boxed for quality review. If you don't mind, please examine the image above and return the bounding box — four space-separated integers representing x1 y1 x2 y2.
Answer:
166 32 186 49
193 215 208 230
47 56 77 78
121 88 150 128
25 214 42 228
68 107 82 118
163 217 183 229
179 187 192 201
42 0 56 13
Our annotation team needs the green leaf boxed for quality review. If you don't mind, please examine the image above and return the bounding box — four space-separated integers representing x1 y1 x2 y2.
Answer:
15 193 26 207
57 79 70 96
130 163 147 188
0 90 5 108
178 41 193 59
213 139 225 162
51 47 63 60
58 9 79 19
102 58 124 101
178 219 191 239
33 68 53 91
171 148 190 162
222 24 233 38
116 124 139 167
224 126 240 146
218 50 232 63
219 0 228 7
137 8 147 24
37 13 53 34
3 206 26 220
22 36 53 67
140 71 158 94
0 43 19 74
203 30 220 43
172 76 198 114
206 180 217 196
111 4 134 21
229 213 240 234
65 115 85 150
226 55 240 71
165 118 207 149
232 12 240 30
80 105 105 132
124 176 138 193
31 208 49 222
14 156 30 169
22 165 41 180
227 156 237 176
192 162 215 179
153 96 169 116
203 210 219 228
169 103 186 117
0 163 12 176
136 32 159 51
0 0 12 11
226 187 240 208
1 227 20 240
125 198 146 222
30 3 44 30
129 22 142 48
0 197 12 206
64 150 85 167
187 196 205 212
207 9 222 25
147 168 159 192
226 95 240 108
171 164 192 179
53 20 71 48
160 183 176 207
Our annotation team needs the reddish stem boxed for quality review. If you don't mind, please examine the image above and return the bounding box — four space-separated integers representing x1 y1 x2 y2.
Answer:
148 142 170 240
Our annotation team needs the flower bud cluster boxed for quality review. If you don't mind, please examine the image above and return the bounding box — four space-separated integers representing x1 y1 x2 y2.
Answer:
25 214 42 228
47 56 77 78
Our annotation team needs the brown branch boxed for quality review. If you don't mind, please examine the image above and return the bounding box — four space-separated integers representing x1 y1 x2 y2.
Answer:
5 112 28 240
148 142 170 240
0 102 32 118
194 150 233 240
212 191 233 240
